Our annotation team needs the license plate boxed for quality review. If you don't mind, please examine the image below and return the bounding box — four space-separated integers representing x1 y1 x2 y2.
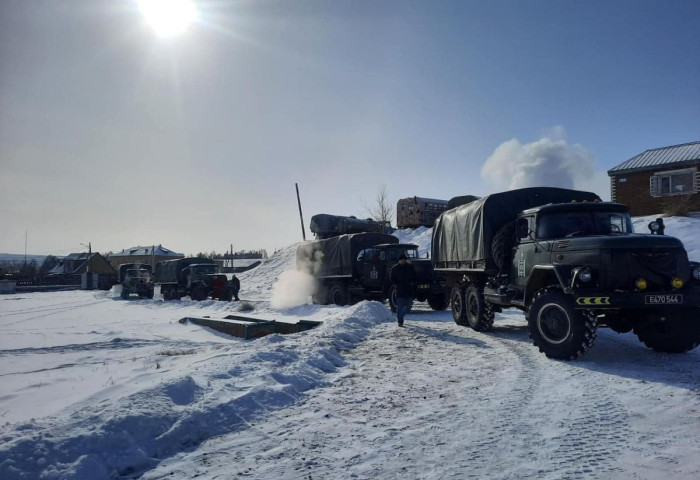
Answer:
645 294 683 305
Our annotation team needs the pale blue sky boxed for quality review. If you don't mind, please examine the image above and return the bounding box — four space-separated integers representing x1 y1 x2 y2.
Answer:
1 0 699 256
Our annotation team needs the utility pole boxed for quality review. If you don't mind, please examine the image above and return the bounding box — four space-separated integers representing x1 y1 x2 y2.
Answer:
296 183 306 241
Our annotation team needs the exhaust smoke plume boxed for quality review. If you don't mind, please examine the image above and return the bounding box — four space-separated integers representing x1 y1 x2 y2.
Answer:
269 248 324 309
270 270 317 309
481 127 609 198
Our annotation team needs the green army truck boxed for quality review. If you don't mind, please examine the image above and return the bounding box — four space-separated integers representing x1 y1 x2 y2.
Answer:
432 187 700 360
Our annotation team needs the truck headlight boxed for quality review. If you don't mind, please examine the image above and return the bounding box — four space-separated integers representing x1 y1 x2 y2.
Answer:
636 278 648 290
579 268 593 283
693 266 700 281
671 278 684 289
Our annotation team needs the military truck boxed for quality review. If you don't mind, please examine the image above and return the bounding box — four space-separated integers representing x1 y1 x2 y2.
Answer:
155 257 233 301
118 263 155 299
432 187 700 360
310 214 387 239
297 232 447 310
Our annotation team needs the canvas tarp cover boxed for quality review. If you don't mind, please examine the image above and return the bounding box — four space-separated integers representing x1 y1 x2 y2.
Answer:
297 233 397 277
310 214 384 238
155 257 216 283
432 187 600 272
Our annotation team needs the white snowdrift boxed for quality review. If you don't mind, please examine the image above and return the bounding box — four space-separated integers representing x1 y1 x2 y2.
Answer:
1 216 699 479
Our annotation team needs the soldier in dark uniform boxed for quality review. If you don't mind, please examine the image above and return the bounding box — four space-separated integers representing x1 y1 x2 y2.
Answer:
229 274 240 301
390 253 416 327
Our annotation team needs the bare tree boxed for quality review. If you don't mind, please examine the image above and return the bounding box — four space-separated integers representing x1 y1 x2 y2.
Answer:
362 184 395 227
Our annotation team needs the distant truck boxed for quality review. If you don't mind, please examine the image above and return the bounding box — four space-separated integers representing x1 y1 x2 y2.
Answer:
432 187 700 360
297 232 447 310
118 263 154 299
155 257 233 301
310 214 387 239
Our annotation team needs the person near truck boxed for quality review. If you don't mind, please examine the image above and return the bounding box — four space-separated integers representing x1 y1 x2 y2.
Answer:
390 253 416 327
229 274 240 301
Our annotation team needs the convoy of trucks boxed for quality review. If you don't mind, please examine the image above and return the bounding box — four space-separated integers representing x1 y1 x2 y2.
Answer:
154 257 234 301
109 185 700 361
431 187 700 359
296 232 447 310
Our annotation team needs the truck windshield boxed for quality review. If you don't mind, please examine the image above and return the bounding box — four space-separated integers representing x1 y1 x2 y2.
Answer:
537 211 633 239
192 265 217 275
386 248 419 261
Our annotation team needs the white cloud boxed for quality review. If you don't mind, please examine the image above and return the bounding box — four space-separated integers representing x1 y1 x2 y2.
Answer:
481 127 610 199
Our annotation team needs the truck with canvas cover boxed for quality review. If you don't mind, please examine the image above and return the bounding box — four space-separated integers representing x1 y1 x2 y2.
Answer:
432 187 700 360
297 232 447 310
118 263 154 299
155 257 233 301
310 214 386 239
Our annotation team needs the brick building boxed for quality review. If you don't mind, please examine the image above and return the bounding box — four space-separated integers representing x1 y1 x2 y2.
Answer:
396 197 449 229
607 141 700 216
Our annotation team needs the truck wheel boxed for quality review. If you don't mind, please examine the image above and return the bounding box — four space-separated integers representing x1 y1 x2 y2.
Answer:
451 286 467 325
221 289 234 302
428 293 448 311
465 285 495 332
388 285 398 313
492 220 516 272
328 284 348 306
528 289 598 360
190 286 208 301
146 289 154 299
633 309 700 353
312 287 328 305
121 288 129 300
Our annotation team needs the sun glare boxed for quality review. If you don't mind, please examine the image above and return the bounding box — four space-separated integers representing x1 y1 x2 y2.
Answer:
137 0 198 38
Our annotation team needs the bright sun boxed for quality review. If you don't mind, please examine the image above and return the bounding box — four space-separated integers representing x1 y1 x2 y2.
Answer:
137 0 198 38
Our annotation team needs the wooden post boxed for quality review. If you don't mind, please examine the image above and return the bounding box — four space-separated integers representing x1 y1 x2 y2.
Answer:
296 183 306 241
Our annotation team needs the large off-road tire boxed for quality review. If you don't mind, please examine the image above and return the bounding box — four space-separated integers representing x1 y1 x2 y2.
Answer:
633 309 700 353
121 288 129 300
428 293 448 311
388 285 398 313
146 289 155 300
464 285 495 332
221 289 234 302
451 286 467 326
528 289 598 360
190 286 208 301
328 284 348 306
492 220 516 272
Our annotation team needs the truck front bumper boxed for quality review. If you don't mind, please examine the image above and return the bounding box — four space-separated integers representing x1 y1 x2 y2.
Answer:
573 286 700 310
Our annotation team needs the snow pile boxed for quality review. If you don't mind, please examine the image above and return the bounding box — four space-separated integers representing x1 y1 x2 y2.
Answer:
632 215 700 261
392 226 432 257
0 301 393 480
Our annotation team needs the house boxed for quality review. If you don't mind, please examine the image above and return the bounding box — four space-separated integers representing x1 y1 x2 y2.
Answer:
49 252 117 276
48 252 118 289
108 245 183 270
607 141 700 216
396 197 449 229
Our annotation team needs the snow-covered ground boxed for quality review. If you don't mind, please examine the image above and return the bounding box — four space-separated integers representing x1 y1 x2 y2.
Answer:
1 217 699 479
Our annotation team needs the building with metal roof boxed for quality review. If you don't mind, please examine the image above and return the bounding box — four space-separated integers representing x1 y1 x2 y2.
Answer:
607 141 700 216
108 245 184 270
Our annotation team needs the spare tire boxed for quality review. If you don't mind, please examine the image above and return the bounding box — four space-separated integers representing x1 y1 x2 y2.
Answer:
492 220 516 272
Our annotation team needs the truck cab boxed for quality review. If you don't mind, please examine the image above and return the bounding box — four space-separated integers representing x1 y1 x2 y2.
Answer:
182 264 232 301
358 244 447 311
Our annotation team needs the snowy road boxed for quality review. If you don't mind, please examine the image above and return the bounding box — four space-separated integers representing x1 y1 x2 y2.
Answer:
2 216 700 479
143 306 700 480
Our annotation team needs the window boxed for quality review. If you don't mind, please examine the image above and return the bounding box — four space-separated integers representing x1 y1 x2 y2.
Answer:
650 168 697 197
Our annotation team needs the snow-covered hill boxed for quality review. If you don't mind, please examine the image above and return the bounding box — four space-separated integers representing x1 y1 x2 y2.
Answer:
1 217 699 480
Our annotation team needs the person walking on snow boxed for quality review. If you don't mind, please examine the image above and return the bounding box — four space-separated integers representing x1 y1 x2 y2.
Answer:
390 253 416 327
